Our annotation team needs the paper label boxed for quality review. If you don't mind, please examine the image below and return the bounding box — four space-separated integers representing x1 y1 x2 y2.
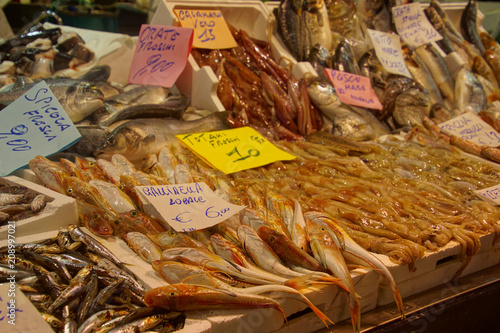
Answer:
176 127 296 174
392 3 442 48
0 81 81 176
474 185 500 206
367 29 412 78
174 9 237 49
439 112 500 146
128 24 193 87
136 182 245 232
325 69 383 110
0 283 55 332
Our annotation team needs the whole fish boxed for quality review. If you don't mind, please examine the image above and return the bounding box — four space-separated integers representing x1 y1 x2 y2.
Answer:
76 64 111 83
305 217 361 332
460 0 485 55
123 232 162 263
0 79 104 123
68 224 123 265
94 111 231 164
88 179 137 214
455 68 487 113
96 95 190 127
147 230 207 251
144 284 287 320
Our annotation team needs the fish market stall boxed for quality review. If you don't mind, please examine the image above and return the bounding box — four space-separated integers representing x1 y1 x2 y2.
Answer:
1 0 500 332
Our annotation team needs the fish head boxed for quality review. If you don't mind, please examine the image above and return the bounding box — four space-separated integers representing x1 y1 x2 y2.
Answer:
64 82 104 123
95 127 153 162
144 285 193 309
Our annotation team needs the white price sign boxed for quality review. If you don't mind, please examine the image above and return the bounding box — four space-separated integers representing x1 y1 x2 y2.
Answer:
439 112 500 147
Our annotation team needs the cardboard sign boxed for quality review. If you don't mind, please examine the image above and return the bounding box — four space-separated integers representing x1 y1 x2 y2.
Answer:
474 185 500 206
439 112 500 147
367 29 412 78
128 24 193 87
176 127 296 174
0 81 81 176
136 182 245 231
174 9 237 49
0 283 54 332
392 3 442 48
325 69 383 110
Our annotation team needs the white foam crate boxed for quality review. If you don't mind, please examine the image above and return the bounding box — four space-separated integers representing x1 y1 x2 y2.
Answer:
0 175 77 239
376 232 500 306
150 0 316 113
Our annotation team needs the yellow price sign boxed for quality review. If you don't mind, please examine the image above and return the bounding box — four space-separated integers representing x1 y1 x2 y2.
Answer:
176 127 296 174
174 9 237 49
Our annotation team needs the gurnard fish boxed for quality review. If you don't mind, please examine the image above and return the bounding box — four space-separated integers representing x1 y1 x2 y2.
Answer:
305 216 361 332
94 111 231 164
144 284 287 320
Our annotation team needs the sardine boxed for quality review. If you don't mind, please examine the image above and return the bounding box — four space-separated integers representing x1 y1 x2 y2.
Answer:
94 111 231 164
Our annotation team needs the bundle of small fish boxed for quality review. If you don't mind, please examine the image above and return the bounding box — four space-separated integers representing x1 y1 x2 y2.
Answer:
0 25 95 85
0 225 185 332
276 0 500 141
0 177 46 225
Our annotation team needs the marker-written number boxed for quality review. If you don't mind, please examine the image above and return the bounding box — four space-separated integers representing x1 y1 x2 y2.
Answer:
227 147 260 162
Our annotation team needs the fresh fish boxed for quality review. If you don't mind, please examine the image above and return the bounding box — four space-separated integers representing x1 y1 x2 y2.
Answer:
308 43 332 83
68 224 123 265
277 0 332 62
402 45 445 107
29 155 71 194
96 94 190 127
414 43 455 104
392 88 431 127
76 64 111 83
429 0 465 45
144 284 287 320
76 200 115 237
472 56 499 89
483 50 500 83
0 79 104 123
332 40 361 75
89 179 137 214
460 0 485 55
95 111 231 164
358 50 388 91
66 125 111 157
123 232 162 263
305 216 361 332
455 68 487 113
147 230 207 251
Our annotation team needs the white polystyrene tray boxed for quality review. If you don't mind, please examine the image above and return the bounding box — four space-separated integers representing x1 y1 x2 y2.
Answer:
0 175 77 239
150 0 316 113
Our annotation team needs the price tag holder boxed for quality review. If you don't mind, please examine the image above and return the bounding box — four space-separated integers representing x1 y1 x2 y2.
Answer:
392 3 442 48
174 9 237 49
474 185 500 206
0 81 81 176
325 69 383 110
128 24 193 87
439 112 500 147
136 182 245 232
367 29 412 78
176 126 296 174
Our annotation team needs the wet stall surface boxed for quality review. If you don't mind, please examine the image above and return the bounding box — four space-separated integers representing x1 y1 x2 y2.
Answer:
316 263 500 333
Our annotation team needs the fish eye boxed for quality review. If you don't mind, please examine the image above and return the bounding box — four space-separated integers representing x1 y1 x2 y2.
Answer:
11 186 19 193
130 210 138 217
89 162 95 166
118 184 124 190
169 292 176 296
66 188 73 194
107 138 116 146
269 236 276 243
93 214 99 219
168 230 176 236
320 227 326 232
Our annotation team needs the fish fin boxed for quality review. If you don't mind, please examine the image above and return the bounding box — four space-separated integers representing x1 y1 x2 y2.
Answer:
142 134 156 146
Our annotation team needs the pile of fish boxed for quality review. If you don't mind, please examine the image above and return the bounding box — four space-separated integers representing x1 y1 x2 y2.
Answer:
0 225 185 332
0 25 95 85
275 0 500 141
0 177 46 225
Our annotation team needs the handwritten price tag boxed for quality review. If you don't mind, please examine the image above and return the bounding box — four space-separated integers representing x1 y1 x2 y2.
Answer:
174 9 237 49
474 185 500 206
136 182 245 232
392 3 442 48
128 24 193 87
367 29 412 78
325 69 383 110
0 81 81 176
439 112 500 147
176 126 296 174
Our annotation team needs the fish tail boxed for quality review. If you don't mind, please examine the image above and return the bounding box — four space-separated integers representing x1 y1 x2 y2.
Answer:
349 295 361 333
305 299 335 328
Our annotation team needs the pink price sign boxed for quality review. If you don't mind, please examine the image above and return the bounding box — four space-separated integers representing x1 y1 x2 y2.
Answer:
128 24 193 88
325 69 383 110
